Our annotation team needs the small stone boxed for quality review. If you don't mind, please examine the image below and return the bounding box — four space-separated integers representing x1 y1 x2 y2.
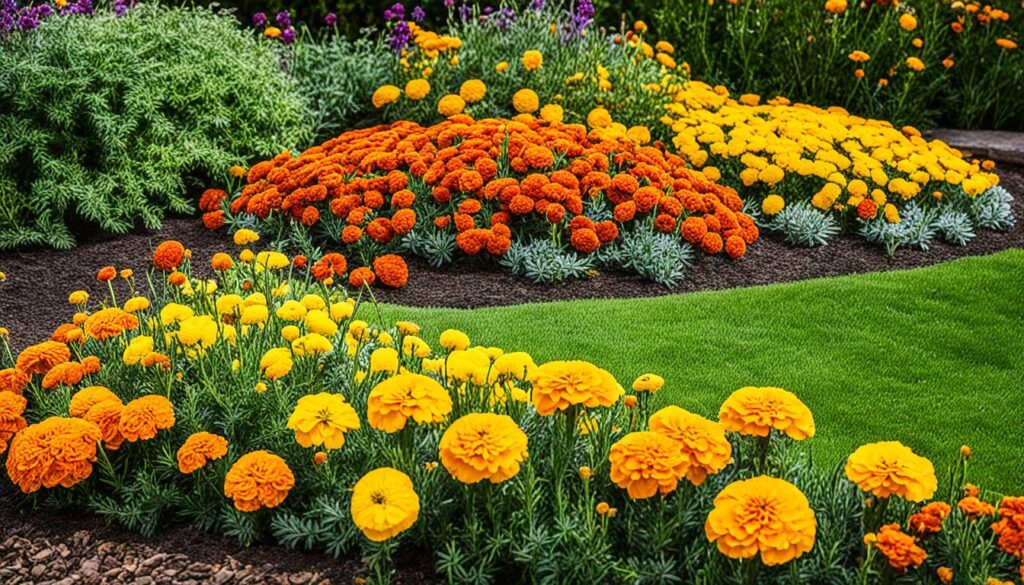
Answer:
31 549 53 562
31 565 47 578
212 567 234 584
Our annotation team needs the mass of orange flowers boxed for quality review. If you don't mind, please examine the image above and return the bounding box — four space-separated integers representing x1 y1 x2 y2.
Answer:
215 115 757 287
5 417 102 493
223 450 295 512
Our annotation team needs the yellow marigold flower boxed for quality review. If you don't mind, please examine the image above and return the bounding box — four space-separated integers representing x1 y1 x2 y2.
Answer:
123 296 150 313
223 450 294 512
655 40 674 54
370 347 400 375
122 335 154 365
905 57 925 72
439 413 528 484
437 94 466 117
175 315 217 348
233 228 259 246
609 431 688 499
884 203 901 223
240 304 269 326
439 328 470 351
530 360 623 416
402 335 431 358
512 88 539 114
405 78 431 101
304 310 338 337
291 333 333 357
587 107 613 129
578 466 594 480
276 300 307 321
996 38 1018 50
372 84 401 108
459 79 486 103
5 417 101 493
350 467 420 542
845 441 937 502
367 372 452 432
264 26 281 38
119 395 175 442
762 194 785 215
68 290 89 305
848 50 870 63
634 20 647 33
705 476 817 565
490 352 537 382
177 431 228 474
521 49 543 71
649 406 733 486
899 13 917 31
632 373 664 393
627 125 652 145
280 325 300 343
287 393 360 450
255 251 289 271
445 348 491 385
718 386 815 440
495 60 509 72
539 104 564 124
395 321 420 335
260 347 294 381
825 0 847 14
229 165 247 178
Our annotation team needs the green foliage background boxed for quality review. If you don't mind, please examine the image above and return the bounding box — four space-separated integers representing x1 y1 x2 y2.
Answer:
0 5 311 250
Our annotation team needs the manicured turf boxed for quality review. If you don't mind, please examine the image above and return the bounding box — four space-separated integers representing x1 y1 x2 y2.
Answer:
372 249 1024 493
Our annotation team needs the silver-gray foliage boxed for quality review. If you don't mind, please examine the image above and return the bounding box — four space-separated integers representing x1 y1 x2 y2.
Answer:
765 202 841 247
971 185 1016 230
501 239 594 283
597 226 693 288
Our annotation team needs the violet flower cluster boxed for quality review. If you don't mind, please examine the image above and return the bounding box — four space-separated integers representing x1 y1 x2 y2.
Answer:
2 0 100 38
250 8 295 45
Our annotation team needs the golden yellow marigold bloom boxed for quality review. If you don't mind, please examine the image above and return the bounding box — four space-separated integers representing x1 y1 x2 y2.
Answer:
521 49 543 71
824 0 847 14
898 13 917 31
395 321 420 335
439 413 528 484
223 450 294 512
632 373 664 393
718 386 815 440
848 50 870 63
491 352 537 382
276 300 307 321
264 26 281 38
648 406 733 486
439 328 470 351
530 360 623 416
884 203 901 223
175 315 217 348
845 441 937 502
259 347 293 381
229 165 247 178
304 310 338 337
68 290 89 305
255 251 289 271
869 523 927 571
233 228 259 246
291 333 333 357
437 94 466 117
762 194 785 215
402 335 431 358
350 467 420 542
367 372 452 432
458 79 486 104
609 431 688 499
587 107 613 129
177 431 228 474
287 393 360 450
122 336 154 366
539 103 564 124
405 78 431 101
370 347 400 375
5 416 101 493
937 567 953 584
372 84 401 108
84 308 139 341
905 57 925 71
123 296 150 313
512 88 539 114
495 60 509 72
627 125 652 145
241 304 269 326
119 395 175 442
705 476 817 565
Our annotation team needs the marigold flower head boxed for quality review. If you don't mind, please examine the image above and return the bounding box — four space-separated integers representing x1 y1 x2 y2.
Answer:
368 373 452 433
992 496 1024 558
459 79 486 103
439 328 470 351
405 78 431 100
869 524 927 572
83 308 139 341
40 360 87 390
5 417 101 493
123 296 151 313
372 254 409 288
762 194 785 215
718 386 814 440
439 413 528 484
0 368 30 395
82 399 125 450
223 450 294 512
632 373 664 393
96 266 116 281
512 88 539 113
177 431 229 474
351 467 420 541
705 475 817 565
649 406 732 486
0 392 28 454
530 360 623 416
70 386 121 417
119 395 175 442
609 431 688 499
937 567 953 584
372 84 401 108
959 496 995 518
68 290 89 305
437 94 465 117
152 240 186 271
16 341 71 375
908 501 951 534
287 393 360 450
845 441 937 502
521 49 543 71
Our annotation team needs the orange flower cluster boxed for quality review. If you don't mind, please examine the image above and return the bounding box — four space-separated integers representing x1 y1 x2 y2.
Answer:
908 501 951 534
40 357 101 390
217 115 754 287
5 417 102 493
223 450 295 512
992 496 1024 559
15 341 71 375
118 395 175 442
867 524 927 572
0 392 28 454
177 431 229 474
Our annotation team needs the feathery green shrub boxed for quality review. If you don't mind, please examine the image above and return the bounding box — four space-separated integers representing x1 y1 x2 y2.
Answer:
0 5 311 250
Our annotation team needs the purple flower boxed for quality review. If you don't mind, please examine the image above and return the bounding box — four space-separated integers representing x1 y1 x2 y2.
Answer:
529 0 544 11
280 26 295 44
384 2 404 21
457 2 470 22
388 18 410 52
252 11 266 26
112 0 128 17
411 5 424 22
324 12 336 26
568 0 594 36
17 13 36 29
275 10 290 27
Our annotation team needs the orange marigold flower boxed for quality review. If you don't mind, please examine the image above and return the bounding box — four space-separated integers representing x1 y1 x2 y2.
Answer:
909 502 951 534
857 199 879 220
70 386 121 418
937 567 953 584
16 341 71 375
349 266 376 288
5 417 102 493
529 360 623 416
40 361 87 390
96 266 116 281
223 450 295 512
118 395 175 442
391 208 417 235
0 392 28 454
648 405 732 485
177 431 229 474
367 373 452 433
680 216 708 244
366 217 395 244
152 240 186 271
83 308 139 341
613 201 637 222
80 356 101 375
311 253 348 282
724 235 746 259
992 496 1024 558
82 399 125 450
0 368 31 395
959 496 995 518
705 476 817 565
372 254 409 288
341 225 363 244
202 210 226 230
439 413 528 484
569 228 601 253
198 188 227 212
869 524 927 572
211 253 233 272
718 386 815 440
845 441 937 502
168 271 187 286
609 431 688 499
654 213 678 233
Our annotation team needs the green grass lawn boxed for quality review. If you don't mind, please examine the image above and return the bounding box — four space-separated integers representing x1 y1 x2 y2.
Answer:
372 249 1024 493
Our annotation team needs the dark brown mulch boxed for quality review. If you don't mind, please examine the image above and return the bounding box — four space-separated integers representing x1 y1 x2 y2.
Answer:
2 166 1022 353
